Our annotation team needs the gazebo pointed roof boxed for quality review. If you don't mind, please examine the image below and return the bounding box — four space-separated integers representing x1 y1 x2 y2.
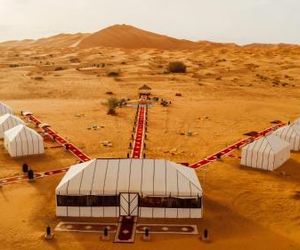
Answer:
139 84 152 90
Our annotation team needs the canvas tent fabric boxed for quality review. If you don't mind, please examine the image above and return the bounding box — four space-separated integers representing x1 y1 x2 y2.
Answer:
0 114 25 139
56 158 203 219
294 118 300 126
241 134 290 171
274 124 300 151
0 102 13 116
4 124 44 157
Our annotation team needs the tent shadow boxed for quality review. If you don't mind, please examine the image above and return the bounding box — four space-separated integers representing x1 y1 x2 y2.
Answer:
238 158 300 185
199 195 295 243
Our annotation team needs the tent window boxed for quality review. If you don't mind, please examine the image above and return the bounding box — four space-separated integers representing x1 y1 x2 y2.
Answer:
57 195 119 207
139 196 201 208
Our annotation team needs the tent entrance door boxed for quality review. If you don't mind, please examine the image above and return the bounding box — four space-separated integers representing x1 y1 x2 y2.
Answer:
119 193 139 217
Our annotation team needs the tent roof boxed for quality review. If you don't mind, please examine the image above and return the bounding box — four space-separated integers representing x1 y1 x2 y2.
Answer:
0 114 24 126
4 124 42 141
243 134 290 154
275 124 300 137
139 84 152 90
56 159 202 197
0 102 13 115
294 118 300 126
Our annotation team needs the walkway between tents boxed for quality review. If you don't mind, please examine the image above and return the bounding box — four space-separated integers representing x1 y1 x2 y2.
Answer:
189 122 285 168
130 95 148 159
21 111 91 162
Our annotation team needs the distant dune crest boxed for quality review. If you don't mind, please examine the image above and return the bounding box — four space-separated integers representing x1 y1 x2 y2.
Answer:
77 24 198 50
0 24 299 50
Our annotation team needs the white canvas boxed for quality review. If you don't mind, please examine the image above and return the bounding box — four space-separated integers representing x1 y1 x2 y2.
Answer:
275 124 300 151
4 124 44 157
56 159 203 219
0 102 13 116
241 134 290 171
0 114 24 138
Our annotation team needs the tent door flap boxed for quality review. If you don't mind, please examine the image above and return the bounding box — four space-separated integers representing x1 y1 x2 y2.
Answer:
119 193 139 216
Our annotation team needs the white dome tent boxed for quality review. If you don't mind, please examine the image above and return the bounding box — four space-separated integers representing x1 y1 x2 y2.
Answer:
274 124 300 151
241 134 290 171
56 158 203 219
0 102 13 116
4 124 44 157
0 114 25 139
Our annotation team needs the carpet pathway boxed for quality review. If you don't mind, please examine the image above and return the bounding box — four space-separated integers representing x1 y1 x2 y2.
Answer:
189 122 285 169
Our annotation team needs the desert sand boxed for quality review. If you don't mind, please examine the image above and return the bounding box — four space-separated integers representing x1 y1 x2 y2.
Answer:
0 25 299 250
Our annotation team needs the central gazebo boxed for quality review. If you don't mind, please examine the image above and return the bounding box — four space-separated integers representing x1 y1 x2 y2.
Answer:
138 84 152 98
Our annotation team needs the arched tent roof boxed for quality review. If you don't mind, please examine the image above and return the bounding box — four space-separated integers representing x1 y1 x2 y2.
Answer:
241 134 290 171
4 124 44 157
274 124 300 151
0 102 13 116
0 114 25 138
56 158 202 197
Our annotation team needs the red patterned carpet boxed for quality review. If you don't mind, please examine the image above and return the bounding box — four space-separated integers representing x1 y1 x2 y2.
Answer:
22 112 91 162
131 104 147 159
189 122 285 169
114 216 137 243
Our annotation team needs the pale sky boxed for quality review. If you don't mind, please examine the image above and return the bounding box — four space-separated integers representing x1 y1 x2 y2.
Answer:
0 0 299 44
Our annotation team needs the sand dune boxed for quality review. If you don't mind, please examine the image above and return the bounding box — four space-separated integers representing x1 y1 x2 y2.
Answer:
77 24 199 50
0 33 89 49
1 24 299 51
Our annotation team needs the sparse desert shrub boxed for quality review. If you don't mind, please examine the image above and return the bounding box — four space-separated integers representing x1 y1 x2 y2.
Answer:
167 61 187 73
107 70 120 77
33 76 44 81
54 66 64 71
70 58 80 63
9 64 20 68
107 97 119 115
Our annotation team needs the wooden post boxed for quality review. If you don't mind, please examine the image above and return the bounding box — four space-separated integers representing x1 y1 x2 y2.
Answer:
22 163 29 173
143 228 150 241
102 227 110 241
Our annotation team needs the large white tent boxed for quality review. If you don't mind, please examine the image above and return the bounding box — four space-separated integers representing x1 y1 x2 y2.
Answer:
4 124 44 157
56 158 203 219
0 102 13 116
241 134 290 171
0 114 25 139
274 124 300 151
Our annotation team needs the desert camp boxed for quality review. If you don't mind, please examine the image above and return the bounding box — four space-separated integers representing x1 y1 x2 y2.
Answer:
0 1 300 249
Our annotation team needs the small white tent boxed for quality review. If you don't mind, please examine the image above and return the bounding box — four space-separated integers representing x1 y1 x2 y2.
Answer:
4 124 44 157
56 158 203 219
241 134 290 171
294 118 300 126
0 114 25 139
274 124 300 151
0 102 13 116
